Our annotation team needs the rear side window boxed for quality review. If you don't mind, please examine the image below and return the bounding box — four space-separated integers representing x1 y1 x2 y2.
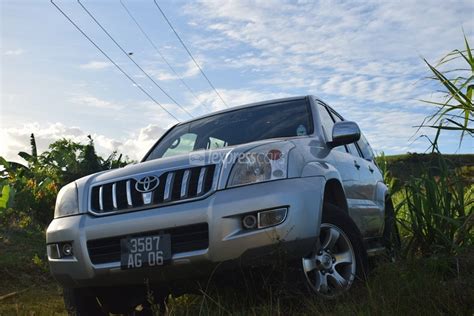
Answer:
357 134 375 160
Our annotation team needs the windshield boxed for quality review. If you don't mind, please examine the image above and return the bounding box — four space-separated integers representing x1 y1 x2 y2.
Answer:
144 98 313 161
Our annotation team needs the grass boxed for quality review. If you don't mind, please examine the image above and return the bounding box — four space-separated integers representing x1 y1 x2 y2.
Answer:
0 227 66 316
1 226 473 315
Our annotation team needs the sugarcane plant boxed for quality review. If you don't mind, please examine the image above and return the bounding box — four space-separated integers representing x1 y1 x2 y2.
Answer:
420 33 473 148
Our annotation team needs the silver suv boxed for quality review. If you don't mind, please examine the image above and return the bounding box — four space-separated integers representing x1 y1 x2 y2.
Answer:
47 96 399 314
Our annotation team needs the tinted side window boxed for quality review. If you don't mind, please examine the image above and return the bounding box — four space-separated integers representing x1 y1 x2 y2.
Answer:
318 105 335 142
357 134 375 160
328 110 348 153
347 142 361 157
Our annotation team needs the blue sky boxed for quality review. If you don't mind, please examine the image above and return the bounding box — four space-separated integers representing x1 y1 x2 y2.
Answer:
1 0 473 162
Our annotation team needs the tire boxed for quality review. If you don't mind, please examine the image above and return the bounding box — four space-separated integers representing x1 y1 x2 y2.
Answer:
382 197 401 262
63 288 106 316
301 203 368 298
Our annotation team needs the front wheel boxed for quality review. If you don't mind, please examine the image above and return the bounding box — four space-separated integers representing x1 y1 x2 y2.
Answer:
301 204 367 298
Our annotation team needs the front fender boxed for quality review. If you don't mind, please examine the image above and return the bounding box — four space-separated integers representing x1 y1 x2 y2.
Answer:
301 161 343 184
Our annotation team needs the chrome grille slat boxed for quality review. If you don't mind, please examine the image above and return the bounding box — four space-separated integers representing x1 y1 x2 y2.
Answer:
112 183 117 209
164 172 175 202
99 186 104 211
180 170 190 198
126 180 132 206
197 167 207 195
90 165 216 214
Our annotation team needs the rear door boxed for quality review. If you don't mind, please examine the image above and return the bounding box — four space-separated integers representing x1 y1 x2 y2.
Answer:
355 133 384 236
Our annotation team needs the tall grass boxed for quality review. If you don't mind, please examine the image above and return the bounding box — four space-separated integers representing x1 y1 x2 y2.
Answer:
384 154 473 257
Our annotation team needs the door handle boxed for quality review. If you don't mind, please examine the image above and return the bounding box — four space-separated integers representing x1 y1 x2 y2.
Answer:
354 160 361 170
369 166 374 173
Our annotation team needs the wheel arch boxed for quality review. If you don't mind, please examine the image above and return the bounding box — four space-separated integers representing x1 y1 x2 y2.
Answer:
323 178 349 215
300 161 349 219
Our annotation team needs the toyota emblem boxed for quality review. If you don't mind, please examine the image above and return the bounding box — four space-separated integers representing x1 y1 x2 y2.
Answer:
135 175 160 193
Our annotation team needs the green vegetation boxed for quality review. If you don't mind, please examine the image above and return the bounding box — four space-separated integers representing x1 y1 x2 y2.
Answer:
0 134 130 227
0 135 132 314
377 153 473 186
420 33 473 148
377 153 473 257
0 227 66 315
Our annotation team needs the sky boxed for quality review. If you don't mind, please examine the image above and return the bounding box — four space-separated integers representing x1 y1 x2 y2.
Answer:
1 0 473 163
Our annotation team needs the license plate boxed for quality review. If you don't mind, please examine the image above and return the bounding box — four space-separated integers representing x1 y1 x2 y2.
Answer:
120 234 171 269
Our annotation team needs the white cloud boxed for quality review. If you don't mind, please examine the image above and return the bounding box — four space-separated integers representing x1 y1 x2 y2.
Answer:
181 60 201 78
147 59 202 81
3 49 24 56
0 122 166 164
175 0 473 154
70 95 123 110
79 61 112 70
184 0 473 105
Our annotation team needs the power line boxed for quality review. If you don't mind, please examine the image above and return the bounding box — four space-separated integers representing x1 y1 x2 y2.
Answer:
120 0 204 110
50 0 179 122
153 0 229 108
77 0 193 119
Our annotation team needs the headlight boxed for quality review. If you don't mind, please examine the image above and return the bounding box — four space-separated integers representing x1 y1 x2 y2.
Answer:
54 182 79 218
228 142 294 187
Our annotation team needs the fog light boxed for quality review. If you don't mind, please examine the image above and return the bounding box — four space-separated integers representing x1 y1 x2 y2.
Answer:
242 214 258 229
62 243 73 257
258 208 287 228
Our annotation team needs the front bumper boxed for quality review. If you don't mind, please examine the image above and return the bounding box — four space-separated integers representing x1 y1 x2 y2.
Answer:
46 176 324 288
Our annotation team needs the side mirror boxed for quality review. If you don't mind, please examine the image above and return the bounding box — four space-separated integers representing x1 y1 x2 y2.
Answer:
329 121 361 148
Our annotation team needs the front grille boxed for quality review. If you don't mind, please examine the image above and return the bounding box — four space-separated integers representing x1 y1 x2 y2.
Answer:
87 223 209 264
90 165 216 214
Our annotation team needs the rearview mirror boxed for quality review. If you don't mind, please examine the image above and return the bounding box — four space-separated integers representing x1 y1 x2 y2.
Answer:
329 121 361 148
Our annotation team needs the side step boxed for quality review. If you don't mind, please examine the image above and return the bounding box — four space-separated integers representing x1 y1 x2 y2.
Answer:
366 247 386 257
364 237 386 257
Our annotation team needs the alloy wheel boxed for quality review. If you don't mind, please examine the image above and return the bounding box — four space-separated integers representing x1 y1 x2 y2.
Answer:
302 223 356 297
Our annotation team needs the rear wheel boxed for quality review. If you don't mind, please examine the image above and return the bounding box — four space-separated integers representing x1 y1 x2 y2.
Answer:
301 204 367 298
